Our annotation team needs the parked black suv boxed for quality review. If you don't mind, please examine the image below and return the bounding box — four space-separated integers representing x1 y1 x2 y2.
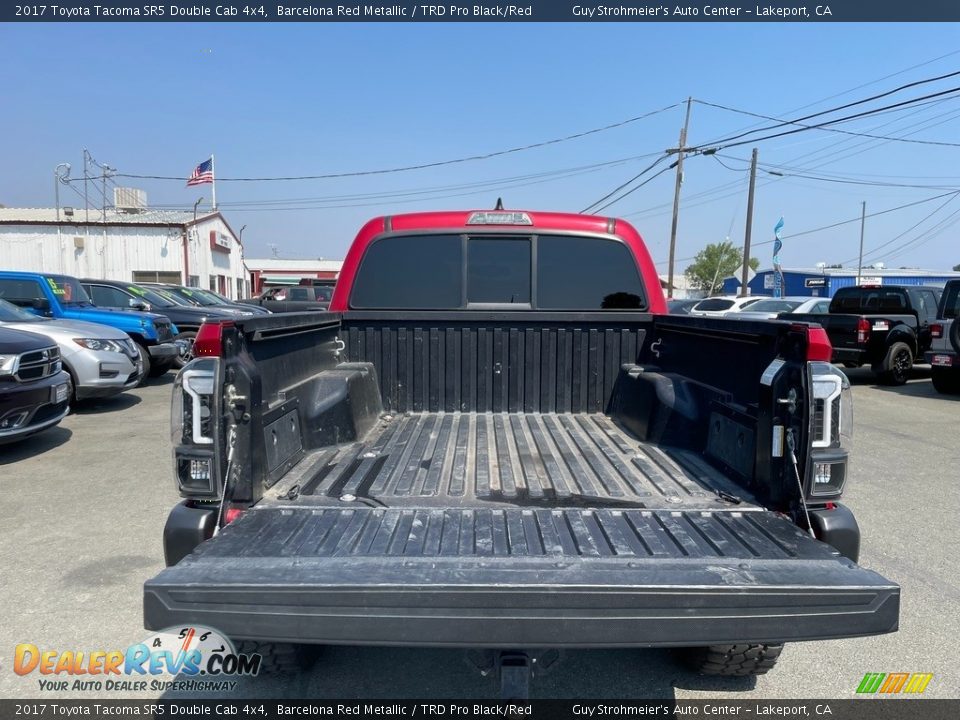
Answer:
81 280 240 369
0 326 72 444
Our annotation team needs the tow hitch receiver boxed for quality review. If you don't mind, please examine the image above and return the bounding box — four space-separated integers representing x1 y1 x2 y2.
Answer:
465 649 562 699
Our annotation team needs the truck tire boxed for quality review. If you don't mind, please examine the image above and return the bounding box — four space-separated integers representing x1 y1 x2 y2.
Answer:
931 368 960 395
173 331 196 370
134 343 152 386
234 641 319 675
951 320 960 354
877 342 913 386
685 643 784 676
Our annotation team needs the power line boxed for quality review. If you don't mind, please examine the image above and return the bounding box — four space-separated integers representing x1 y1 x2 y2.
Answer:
115 102 682 183
657 192 960 267
714 154 960 190
695 98 960 148
589 163 676 215
839 192 960 264
690 50 960 147
580 155 670 213
147 152 662 210
703 85 960 153
692 69 960 149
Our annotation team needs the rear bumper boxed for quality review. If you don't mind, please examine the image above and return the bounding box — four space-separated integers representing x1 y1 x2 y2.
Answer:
145 508 900 649
926 351 958 367
832 348 866 364
148 342 179 359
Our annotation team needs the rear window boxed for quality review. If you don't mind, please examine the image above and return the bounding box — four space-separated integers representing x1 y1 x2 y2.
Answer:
693 298 735 312
350 233 647 310
536 235 645 310
830 288 908 314
351 234 463 309
468 238 531 304
746 299 801 313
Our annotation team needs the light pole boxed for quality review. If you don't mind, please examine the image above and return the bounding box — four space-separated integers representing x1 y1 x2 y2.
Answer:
54 163 71 221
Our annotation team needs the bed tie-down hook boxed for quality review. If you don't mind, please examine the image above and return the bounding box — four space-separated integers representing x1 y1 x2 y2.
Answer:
333 336 346 358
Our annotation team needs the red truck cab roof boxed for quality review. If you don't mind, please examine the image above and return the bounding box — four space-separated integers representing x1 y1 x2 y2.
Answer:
328 210 667 314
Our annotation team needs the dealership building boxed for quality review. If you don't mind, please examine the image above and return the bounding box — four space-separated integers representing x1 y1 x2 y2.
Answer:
0 204 249 299
722 267 960 297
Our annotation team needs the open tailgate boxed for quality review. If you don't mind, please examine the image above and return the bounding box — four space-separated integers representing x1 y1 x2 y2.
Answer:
144 506 898 648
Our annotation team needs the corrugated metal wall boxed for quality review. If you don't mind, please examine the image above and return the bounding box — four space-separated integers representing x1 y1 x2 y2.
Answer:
0 221 246 294
724 271 958 297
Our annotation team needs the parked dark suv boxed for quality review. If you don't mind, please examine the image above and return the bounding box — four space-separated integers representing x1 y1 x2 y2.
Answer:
81 280 240 370
0 326 72 444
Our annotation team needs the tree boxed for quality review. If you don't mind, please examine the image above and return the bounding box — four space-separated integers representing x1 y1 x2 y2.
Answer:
684 241 759 296
953 263 960 272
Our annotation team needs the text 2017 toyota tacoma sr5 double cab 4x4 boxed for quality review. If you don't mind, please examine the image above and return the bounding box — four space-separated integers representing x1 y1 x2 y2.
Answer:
145 210 899 694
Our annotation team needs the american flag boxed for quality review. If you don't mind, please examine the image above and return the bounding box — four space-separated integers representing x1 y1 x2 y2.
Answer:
186 158 214 186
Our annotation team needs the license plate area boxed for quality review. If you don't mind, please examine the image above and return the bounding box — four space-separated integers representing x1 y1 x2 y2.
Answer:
52 383 69 404
931 354 955 367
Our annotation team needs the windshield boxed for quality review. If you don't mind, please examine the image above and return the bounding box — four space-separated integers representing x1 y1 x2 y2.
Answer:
125 285 177 308
44 275 93 306
746 299 802 313
166 286 215 306
0 298 39 322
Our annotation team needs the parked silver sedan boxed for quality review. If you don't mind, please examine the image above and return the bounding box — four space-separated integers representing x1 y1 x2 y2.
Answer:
0 299 141 402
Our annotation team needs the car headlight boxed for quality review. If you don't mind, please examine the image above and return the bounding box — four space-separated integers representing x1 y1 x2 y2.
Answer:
73 338 126 353
0 354 18 376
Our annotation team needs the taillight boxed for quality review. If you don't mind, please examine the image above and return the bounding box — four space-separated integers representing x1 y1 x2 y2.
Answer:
793 324 833 361
931 323 943 339
856 317 870 344
193 321 233 357
807 362 852 499
171 357 220 499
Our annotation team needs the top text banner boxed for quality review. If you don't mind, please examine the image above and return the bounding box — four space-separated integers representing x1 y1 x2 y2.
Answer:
6 1 960 22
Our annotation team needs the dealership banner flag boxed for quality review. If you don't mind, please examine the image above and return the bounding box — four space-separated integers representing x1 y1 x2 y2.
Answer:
773 216 784 298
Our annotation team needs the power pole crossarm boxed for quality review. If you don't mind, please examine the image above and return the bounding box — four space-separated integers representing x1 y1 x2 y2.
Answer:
667 97 693 300
740 148 759 298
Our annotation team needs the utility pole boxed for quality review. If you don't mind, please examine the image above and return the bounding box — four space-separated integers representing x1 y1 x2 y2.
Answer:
82 149 91 224
667 97 693 299
740 148 759 297
856 201 866 284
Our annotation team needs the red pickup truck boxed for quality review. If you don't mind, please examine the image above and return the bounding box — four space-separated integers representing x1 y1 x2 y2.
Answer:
145 210 898 696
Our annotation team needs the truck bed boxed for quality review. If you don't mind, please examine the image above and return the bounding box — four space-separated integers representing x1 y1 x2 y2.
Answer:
145 410 899 647
266 411 761 511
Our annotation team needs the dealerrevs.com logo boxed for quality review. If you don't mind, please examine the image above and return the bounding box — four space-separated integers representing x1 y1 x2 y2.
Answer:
856 672 934 695
13 626 261 693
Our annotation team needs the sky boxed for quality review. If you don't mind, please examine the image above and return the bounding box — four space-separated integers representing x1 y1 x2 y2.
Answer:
2 22 960 273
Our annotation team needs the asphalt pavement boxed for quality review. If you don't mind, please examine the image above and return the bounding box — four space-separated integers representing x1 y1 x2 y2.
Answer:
1 367 957 699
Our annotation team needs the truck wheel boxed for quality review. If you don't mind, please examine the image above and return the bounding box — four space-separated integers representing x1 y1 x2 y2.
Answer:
234 641 319 675
931 368 960 394
685 643 784 676
878 342 913 386
134 343 152 386
173 332 196 370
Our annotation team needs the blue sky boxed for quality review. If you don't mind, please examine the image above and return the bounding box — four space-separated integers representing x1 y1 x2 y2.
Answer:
2 22 960 272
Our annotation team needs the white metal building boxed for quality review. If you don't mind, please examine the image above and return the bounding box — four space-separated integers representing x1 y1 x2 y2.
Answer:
0 206 249 299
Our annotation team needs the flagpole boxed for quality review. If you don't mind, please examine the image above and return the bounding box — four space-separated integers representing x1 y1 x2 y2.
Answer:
210 154 217 211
